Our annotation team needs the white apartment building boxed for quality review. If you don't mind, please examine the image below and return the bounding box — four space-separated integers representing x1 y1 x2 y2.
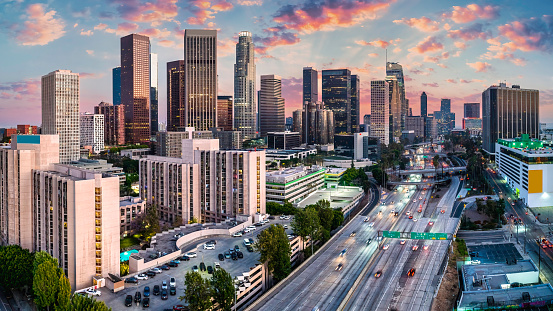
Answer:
0 135 120 291
140 139 266 224
42 70 80 163
370 80 390 146
80 112 105 154
496 135 553 208
266 166 325 204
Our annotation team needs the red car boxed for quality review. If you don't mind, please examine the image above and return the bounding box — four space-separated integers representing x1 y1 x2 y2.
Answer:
173 306 189 311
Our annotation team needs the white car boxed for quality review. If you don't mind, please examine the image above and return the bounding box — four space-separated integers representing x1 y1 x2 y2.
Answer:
151 267 162 274
382 244 390 250
185 252 197 258
243 228 251 233
368 222 375 227
283 224 288 229
170 277 176 287
247 226 256 231
214 262 221 270
204 243 215 250
85 289 101 296
232 231 243 237
135 274 148 280
364 217 370 222
279 215 286 220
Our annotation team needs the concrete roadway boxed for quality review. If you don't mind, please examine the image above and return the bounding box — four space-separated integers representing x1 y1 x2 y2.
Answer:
343 177 461 311
247 184 415 311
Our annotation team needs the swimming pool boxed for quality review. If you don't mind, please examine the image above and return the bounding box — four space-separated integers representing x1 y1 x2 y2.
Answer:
120 250 139 262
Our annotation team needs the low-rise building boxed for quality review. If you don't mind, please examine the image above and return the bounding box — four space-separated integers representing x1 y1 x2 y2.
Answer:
121 148 150 160
266 166 325 204
325 168 346 188
267 132 301 150
458 283 553 311
264 148 317 162
69 158 125 185
496 135 553 208
296 186 364 217
119 196 146 237
462 260 539 291
323 156 373 169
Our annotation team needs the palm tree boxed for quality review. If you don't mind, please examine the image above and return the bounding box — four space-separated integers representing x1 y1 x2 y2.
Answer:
433 155 439 180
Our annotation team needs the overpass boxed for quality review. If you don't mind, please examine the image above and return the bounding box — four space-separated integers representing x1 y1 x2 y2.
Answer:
403 152 446 158
387 179 449 186
396 166 466 175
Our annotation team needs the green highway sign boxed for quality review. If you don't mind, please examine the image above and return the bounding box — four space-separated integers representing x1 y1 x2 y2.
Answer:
410 232 448 240
382 231 400 238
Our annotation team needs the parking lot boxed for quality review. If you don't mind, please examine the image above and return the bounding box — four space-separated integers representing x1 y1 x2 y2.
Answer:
97 217 293 310
467 243 523 264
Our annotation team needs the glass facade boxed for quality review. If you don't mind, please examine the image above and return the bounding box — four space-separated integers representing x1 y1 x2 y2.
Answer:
322 69 351 134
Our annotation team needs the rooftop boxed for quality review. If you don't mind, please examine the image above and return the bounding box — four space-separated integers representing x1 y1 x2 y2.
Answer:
497 134 552 154
265 149 314 155
266 165 325 185
297 186 364 210
462 260 538 291
458 284 553 311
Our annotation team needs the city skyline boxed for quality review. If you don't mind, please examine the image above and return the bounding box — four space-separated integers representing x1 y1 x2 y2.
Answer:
1 0 553 128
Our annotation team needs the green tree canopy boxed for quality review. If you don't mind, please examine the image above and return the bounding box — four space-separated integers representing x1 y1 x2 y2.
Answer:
65 294 112 311
180 271 212 311
34 259 69 311
211 268 235 311
331 209 344 230
255 224 291 283
0 245 34 290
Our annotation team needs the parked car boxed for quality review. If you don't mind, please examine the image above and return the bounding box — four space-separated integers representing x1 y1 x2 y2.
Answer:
172 259 181 264
268 216 275 219
200 262 206 271
233 231 243 237
234 245 240 252
161 289 168 300
214 262 221 270
173 306 187 311
218 253 225 261
192 265 199 272
160 265 170 270
125 277 138 284
246 245 254 252
208 240 217 245
248 238 254 244
254 222 263 227
224 251 231 259
237 251 244 259
185 252 197 258
151 267 162 274
169 277 176 287
143 286 150 297
247 226 256 231
162 281 168 290
170 286 176 296
207 266 213 274
153 285 160 296
146 271 156 277
181 255 190 261
142 297 150 308
231 252 237 260
134 291 141 303
204 243 215 250
168 261 178 267
124 295 133 307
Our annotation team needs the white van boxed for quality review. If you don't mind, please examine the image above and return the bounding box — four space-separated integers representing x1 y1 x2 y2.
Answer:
243 239 251 246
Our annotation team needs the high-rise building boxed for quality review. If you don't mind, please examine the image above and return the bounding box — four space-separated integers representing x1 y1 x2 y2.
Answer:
259 75 285 137
386 62 407 130
285 117 293 131
121 34 150 144
421 92 427 117
425 115 437 140
295 101 334 145
16 125 38 135
370 80 390 146
41 69 80 163
112 66 121 106
292 110 303 139
351 75 360 133
322 69 352 134
167 60 185 131
364 114 371 125
441 98 451 113
217 96 233 131
0 135 120 291
482 83 539 154
464 103 480 118
436 98 455 135
94 102 125 146
267 132 301 149
80 112 104 154
183 29 217 131
405 116 425 141
234 31 256 140
303 67 318 104
150 53 158 136
386 75 402 141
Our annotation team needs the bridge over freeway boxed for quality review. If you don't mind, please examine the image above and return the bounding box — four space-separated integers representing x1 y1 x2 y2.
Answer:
396 166 466 175
387 179 449 186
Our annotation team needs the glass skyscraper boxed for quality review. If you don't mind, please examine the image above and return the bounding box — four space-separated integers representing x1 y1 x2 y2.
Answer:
351 75 360 133
420 92 427 117
386 62 407 130
322 69 352 134
234 31 256 140
112 66 121 106
150 53 158 137
303 67 318 104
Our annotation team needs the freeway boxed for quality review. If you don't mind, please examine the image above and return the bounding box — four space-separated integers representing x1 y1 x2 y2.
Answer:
342 177 461 311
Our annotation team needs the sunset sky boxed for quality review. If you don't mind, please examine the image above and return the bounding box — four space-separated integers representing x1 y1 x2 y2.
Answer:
1 0 552 128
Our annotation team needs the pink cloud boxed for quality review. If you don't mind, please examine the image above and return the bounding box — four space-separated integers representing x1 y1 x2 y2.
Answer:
15 3 66 46
158 40 175 47
408 36 443 54
94 23 108 30
80 72 105 79
422 82 439 88
497 15 553 52
454 41 467 49
447 23 490 41
393 16 439 32
112 0 178 23
446 79 457 84
0 79 41 104
187 0 234 25
254 31 300 55
103 22 140 36
467 61 492 72
442 4 499 24
368 53 379 58
355 38 399 49
218 38 236 58
482 39 528 66
237 0 262 5
139 28 171 39
80 29 93 36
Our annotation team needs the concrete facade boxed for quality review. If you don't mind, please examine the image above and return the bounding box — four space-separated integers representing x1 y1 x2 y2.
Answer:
266 166 325 204
120 196 146 237
94 102 125 146
80 112 105 154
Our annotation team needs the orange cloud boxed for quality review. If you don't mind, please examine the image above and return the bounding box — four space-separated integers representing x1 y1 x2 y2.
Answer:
273 0 394 34
355 38 399 48
408 36 443 54
218 38 236 58
113 0 178 23
237 0 262 5
442 4 499 24
157 40 175 47
498 16 553 52
467 61 491 72
80 29 93 36
94 23 108 30
446 79 457 84
481 39 527 66
15 3 66 46
187 0 234 25
103 23 140 36
447 23 490 41
139 28 171 39
393 16 439 32
454 41 467 49
368 53 379 58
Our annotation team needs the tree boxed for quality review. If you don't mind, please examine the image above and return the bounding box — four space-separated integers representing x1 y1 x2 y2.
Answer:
0 245 34 290
65 294 112 311
433 155 439 178
315 200 334 231
173 216 183 228
211 268 235 311
120 262 129 276
331 209 344 230
189 216 198 224
292 207 321 257
255 224 291 283
144 204 160 236
180 271 212 311
34 259 69 311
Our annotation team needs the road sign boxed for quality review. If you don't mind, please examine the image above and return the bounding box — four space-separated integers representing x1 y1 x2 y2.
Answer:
382 231 400 238
410 232 448 240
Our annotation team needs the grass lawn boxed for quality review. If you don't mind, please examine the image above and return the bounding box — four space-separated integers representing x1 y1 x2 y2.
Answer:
120 236 140 250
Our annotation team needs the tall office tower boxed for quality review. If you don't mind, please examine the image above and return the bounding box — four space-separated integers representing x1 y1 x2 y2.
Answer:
322 69 352 134
364 114 371 125
292 109 303 141
441 98 451 113
0 135 120 291
285 116 293 131
80 112 105 154
217 96 233 131
351 75 360 133
425 115 437 140
386 62 407 129
112 67 121 106
184 29 217 131
464 103 480 118
121 34 150 144
167 60 185 131
370 80 390 146
94 102 125 145
259 75 285 137
303 67 318 104
421 92 427 117
386 75 402 141
150 53 158 137
234 31 256 140
41 70 80 163
299 101 334 145
482 83 539 154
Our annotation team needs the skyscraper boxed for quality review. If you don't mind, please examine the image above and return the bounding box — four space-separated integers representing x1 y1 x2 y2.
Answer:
303 67 318 104
464 103 480 118
322 69 352 134
259 75 285 137
386 75 402 141
482 83 539 154
295 101 334 145
234 31 256 140
150 53 158 136
112 66 121 106
421 92 427 117
80 112 104 154
386 62 407 130
94 102 125 145
166 60 185 131
121 34 150 144
217 96 233 131
183 29 217 131
371 80 390 146
463 102 482 133
351 75 360 133
441 98 451 113
41 70 80 163
436 98 455 135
